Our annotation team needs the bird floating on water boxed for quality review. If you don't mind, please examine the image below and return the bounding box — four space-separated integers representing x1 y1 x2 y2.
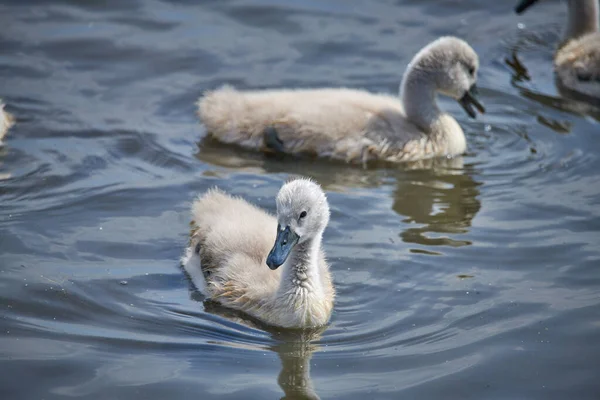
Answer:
198 36 485 164
515 0 600 102
182 178 334 328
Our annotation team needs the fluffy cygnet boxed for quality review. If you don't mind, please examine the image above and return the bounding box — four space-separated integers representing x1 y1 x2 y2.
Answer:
516 0 600 101
182 178 334 328
198 36 485 164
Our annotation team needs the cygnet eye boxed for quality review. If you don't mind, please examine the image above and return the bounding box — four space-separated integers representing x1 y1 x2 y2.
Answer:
299 211 307 220
468 65 475 76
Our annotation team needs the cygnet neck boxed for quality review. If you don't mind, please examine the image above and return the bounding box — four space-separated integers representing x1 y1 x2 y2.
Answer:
564 0 599 44
277 232 324 298
400 66 442 134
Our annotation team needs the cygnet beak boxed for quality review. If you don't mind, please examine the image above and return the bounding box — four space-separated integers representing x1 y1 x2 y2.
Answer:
515 0 539 14
266 225 300 270
458 84 485 119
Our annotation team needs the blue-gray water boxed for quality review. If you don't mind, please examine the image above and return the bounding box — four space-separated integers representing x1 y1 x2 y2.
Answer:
1 1 600 399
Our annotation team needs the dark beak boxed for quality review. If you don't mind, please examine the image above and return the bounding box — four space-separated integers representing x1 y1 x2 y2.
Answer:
458 84 486 119
266 225 299 270
514 0 539 14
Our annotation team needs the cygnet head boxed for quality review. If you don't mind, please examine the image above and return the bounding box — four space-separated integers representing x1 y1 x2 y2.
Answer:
266 178 330 270
403 36 485 118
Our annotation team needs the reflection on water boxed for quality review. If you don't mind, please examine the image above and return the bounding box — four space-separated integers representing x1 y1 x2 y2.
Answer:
183 238 325 399
3 0 600 399
197 138 482 253
391 162 481 251
506 46 600 122
274 336 320 400
202 300 324 400
553 76 600 113
196 137 389 190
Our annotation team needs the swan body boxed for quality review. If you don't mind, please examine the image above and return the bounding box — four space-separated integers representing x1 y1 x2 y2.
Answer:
182 178 334 328
198 36 484 164
516 0 600 100
0 100 14 145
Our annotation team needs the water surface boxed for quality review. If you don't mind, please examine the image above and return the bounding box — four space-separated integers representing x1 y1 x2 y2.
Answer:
1 1 600 399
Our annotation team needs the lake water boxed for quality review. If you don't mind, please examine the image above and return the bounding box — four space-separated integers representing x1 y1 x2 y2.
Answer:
1 1 600 399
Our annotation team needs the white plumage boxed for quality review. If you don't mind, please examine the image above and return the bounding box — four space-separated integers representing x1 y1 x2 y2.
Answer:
182 178 334 328
0 100 14 145
197 36 484 164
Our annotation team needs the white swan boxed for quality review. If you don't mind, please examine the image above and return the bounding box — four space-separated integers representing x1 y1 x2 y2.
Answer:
516 0 600 100
182 178 334 328
197 36 485 164
0 100 14 145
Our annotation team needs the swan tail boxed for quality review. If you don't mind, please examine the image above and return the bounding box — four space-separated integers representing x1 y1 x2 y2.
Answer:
197 85 273 150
